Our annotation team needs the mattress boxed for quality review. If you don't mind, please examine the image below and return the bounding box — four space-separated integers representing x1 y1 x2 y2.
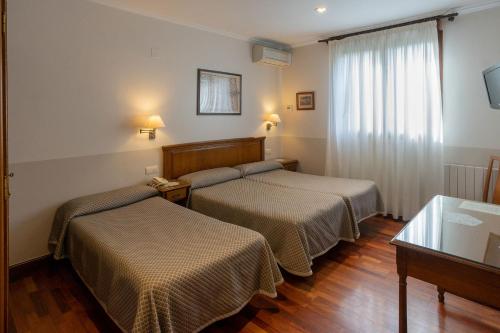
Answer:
245 169 384 223
190 178 356 277
50 186 282 333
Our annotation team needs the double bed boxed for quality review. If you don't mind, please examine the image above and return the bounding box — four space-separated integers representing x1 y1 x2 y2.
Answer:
162 137 383 277
48 185 282 333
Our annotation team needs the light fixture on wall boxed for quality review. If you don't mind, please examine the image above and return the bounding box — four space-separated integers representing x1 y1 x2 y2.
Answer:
315 6 327 14
140 115 165 140
265 113 281 130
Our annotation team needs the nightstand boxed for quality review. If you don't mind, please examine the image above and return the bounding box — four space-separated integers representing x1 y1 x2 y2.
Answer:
274 158 299 172
158 180 191 204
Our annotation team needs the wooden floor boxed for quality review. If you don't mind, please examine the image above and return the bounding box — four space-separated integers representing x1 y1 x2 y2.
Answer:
8 216 500 333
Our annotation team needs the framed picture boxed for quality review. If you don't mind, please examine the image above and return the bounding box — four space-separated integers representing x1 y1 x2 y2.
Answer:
296 91 315 110
197 69 242 115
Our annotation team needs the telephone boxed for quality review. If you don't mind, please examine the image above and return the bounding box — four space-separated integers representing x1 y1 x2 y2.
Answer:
151 177 179 190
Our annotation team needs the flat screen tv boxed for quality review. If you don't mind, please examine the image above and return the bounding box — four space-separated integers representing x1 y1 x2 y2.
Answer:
483 63 500 110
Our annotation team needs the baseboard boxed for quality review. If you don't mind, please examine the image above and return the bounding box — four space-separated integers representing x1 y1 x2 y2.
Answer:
9 255 52 281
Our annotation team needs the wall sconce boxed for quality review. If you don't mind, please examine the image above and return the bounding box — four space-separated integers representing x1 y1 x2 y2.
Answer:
265 113 281 131
140 115 165 140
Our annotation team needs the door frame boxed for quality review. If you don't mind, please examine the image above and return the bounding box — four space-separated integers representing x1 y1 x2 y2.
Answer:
0 0 8 331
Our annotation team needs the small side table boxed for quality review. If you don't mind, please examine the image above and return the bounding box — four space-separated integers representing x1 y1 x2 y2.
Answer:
274 158 299 172
158 180 191 204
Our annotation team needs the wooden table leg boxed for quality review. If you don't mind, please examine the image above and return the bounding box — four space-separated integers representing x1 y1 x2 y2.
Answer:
399 273 408 333
396 247 408 333
437 286 445 303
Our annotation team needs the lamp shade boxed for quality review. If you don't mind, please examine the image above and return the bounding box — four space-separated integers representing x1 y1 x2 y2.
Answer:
267 113 281 123
143 115 165 129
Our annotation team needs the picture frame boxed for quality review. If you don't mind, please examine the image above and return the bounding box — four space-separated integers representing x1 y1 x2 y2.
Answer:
296 91 315 110
197 69 242 115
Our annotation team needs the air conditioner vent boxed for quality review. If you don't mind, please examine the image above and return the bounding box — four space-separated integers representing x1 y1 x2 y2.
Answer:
252 45 291 67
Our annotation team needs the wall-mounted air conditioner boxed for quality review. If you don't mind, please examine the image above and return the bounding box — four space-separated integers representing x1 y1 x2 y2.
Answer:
252 45 291 67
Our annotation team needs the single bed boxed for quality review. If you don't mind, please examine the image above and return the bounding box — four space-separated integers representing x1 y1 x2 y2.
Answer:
185 171 356 277
236 161 384 224
162 138 357 277
48 185 282 333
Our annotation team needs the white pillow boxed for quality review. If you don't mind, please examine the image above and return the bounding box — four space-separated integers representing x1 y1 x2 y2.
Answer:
178 167 241 189
234 160 283 177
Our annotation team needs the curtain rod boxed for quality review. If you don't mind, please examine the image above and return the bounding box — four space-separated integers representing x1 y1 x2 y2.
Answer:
318 12 458 43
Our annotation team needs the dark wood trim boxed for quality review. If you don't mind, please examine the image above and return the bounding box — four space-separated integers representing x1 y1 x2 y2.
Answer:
162 137 265 179
396 247 408 333
407 248 499 308
296 91 315 111
1 1 7 331
8 255 52 282
391 239 499 274
393 241 500 333
438 20 444 92
319 13 458 43
437 286 445 303
196 68 242 116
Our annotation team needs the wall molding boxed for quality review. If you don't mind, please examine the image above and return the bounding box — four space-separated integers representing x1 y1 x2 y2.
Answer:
457 0 500 15
88 0 251 43
89 0 500 50
293 1 500 48
9 255 52 281
10 146 163 167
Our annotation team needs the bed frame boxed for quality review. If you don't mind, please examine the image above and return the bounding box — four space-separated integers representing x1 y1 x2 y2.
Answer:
162 137 265 179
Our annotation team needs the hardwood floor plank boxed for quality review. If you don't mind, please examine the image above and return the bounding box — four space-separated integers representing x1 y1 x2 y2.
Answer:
28 291 49 317
50 288 71 314
7 308 17 333
56 311 91 333
8 216 500 333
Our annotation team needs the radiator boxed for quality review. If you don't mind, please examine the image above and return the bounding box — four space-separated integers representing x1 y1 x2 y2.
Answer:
444 164 498 201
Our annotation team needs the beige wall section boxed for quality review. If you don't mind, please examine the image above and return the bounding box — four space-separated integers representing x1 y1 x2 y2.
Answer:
8 0 282 164
280 44 329 174
9 137 281 264
9 149 161 264
281 44 329 139
444 146 500 167
8 0 282 265
442 7 500 154
281 137 326 175
10 136 281 266
280 8 500 174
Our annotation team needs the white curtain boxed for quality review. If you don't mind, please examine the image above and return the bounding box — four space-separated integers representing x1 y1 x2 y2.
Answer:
326 21 443 220
199 73 240 114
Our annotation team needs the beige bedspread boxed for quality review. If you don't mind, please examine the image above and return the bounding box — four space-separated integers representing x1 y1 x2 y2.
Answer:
190 179 355 277
245 169 384 223
50 186 282 333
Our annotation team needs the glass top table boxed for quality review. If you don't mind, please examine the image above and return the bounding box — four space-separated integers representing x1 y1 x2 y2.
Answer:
392 195 500 270
391 195 500 332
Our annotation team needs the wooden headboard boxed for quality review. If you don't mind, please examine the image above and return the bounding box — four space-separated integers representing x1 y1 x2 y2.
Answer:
162 137 266 179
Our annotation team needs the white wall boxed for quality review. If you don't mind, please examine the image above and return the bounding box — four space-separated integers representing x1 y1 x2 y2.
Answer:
9 0 283 164
280 7 500 175
442 7 500 166
281 44 329 139
281 44 329 174
8 0 282 265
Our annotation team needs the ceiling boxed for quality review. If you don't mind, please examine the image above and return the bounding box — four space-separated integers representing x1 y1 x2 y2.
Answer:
90 0 500 46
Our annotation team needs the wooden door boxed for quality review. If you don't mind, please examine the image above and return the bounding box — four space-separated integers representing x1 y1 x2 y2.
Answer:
0 0 8 331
